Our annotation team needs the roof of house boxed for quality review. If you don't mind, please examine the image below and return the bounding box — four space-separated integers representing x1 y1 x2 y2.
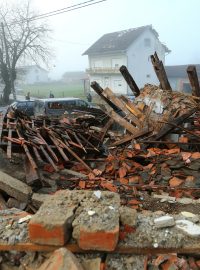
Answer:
165 64 200 78
83 25 170 55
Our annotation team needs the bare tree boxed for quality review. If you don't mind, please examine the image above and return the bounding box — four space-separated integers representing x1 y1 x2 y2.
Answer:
0 1 52 103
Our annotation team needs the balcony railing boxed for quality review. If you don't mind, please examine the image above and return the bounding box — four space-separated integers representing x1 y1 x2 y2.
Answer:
86 67 120 74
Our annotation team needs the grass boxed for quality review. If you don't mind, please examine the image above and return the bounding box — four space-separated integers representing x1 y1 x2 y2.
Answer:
19 82 86 99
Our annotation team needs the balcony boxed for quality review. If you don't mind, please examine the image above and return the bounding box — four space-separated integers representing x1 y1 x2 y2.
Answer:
86 67 120 74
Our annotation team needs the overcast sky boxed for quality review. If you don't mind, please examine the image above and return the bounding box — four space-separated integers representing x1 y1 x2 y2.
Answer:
2 0 200 79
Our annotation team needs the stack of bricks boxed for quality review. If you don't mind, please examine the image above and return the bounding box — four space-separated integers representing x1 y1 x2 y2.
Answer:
29 190 121 251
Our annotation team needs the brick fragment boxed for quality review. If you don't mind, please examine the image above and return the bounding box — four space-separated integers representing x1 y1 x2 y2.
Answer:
29 191 78 246
73 191 120 251
79 225 119 251
38 248 84 270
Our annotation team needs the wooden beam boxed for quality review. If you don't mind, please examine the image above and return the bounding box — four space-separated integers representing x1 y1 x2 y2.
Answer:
90 81 126 117
187 65 200 97
0 242 200 255
151 52 172 91
119 65 140 97
112 128 151 146
110 110 139 135
103 88 142 128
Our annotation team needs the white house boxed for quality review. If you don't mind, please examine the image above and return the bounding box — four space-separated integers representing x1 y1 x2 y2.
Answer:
17 65 49 84
83 25 170 94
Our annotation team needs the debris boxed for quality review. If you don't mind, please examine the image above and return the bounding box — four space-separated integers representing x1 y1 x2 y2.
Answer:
176 219 200 237
119 207 137 227
0 56 200 267
29 190 78 246
154 216 175 228
180 211 199 223
38 248 84 270
0 171 32 203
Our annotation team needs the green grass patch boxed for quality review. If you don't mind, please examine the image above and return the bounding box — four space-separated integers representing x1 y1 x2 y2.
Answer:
20 82 85 99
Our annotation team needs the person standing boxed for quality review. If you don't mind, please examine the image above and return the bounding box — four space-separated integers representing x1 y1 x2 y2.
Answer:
25 92 30 100
87 92 92 102
49 91 54 98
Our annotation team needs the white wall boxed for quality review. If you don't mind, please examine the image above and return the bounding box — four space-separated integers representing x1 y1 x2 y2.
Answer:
25 66 49 84
126 28 166 89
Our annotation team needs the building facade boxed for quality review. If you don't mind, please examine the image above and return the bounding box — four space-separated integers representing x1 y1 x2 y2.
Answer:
83 25 170 94
17 65 49 85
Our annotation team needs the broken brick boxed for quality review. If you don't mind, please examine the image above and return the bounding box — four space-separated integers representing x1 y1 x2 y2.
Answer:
79 225 119 251
29 191 78 246
38 248 84 270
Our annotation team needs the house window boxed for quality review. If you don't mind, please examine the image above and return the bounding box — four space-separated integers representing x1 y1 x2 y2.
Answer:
144 38 151 47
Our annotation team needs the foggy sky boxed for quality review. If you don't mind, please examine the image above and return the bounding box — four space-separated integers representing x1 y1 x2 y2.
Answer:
2 0 200 79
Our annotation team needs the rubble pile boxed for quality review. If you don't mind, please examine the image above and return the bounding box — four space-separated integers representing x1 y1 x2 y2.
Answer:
0 54 200 269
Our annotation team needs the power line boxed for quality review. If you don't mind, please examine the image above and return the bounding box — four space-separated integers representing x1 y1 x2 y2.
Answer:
29 0 107 21
30 0 98 20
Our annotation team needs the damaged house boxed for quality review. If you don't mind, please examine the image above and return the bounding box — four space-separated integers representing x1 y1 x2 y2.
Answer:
83 25 170 94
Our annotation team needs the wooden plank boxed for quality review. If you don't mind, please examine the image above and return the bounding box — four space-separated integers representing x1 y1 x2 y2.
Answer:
90 81 126 117
103 88 142 128
56 137 93 172
24 156 39 184
40 145 58 172
100 118 114 142
110 110 139 135
120 96 144 120
112 128 151 146
187 65 200 97
0 242 199 254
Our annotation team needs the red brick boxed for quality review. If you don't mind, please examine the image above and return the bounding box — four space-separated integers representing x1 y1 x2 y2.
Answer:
78 225 119 251
29 223 67 246
29 191 78 246
38 248 83 270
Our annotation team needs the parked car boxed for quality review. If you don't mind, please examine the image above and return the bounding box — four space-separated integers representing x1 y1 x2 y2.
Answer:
10 100 35 116
34 97 99 117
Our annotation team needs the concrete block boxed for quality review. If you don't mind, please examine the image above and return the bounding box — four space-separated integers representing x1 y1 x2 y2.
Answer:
31 193 50 209
0 171 32 202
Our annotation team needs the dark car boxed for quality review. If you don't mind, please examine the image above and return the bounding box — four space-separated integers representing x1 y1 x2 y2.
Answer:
10 100 35 116
34 97 99 117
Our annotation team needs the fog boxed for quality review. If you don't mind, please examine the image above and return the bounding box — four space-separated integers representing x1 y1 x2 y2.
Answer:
2 0 200 79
